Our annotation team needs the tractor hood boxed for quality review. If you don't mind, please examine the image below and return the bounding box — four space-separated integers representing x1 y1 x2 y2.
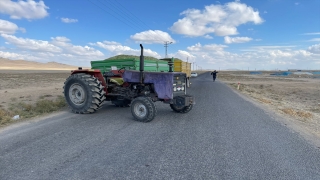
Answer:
123 70 175 99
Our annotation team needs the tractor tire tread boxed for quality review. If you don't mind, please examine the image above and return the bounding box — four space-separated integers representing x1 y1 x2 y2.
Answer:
63 73 106 114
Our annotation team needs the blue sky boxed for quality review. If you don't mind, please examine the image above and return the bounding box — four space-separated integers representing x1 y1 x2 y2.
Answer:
0 0 319 70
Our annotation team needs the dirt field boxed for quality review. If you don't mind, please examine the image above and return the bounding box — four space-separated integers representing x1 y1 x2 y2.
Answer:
0 70 70 110
0 58 79 112
217 71 320 138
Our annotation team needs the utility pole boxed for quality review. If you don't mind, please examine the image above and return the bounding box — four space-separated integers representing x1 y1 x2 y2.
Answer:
193 62 195 71
164 41 172 58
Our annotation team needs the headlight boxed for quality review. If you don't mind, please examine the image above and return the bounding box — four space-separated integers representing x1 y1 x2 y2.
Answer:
182 86 184 91
173 87 177 91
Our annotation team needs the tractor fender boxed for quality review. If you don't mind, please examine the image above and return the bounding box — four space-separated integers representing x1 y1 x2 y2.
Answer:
71 69 108 94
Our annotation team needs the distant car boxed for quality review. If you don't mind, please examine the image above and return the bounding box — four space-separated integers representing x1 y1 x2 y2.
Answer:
191 72 198 77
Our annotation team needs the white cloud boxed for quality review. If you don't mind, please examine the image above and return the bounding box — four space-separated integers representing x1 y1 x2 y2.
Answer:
302 32 320 35
269 50 294 57
0 51 38 60
1 34 62 52
51 37 104 57
92 41 161 58
170 1 263 37
203 35 213 39
0 0 49 20
19 27 26 33
247 46 296 50
187 43 227 52
215 26 238 36
224 36 252 44
61 18 78 23
0 19 19 34
308 44 320 54
168 50 196 62
130 30 175 44
0 35 105 66
308 38 320 42
170 42 319 70
270 59 294 65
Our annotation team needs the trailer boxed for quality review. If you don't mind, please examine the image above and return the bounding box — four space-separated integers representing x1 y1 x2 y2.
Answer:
91 57 192 87
91 58 169 74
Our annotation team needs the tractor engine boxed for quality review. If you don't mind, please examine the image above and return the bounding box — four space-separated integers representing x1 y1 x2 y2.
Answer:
110 85 137 99
107 79 153 101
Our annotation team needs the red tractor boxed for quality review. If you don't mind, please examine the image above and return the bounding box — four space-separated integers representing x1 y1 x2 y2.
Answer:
63 44 194 122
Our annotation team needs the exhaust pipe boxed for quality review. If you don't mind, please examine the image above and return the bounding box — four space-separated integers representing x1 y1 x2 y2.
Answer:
139 44 144 83
168 57 174 72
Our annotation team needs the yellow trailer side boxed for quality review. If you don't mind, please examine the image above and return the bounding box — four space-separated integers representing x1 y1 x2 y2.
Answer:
173 59 192 87
173 59 191 78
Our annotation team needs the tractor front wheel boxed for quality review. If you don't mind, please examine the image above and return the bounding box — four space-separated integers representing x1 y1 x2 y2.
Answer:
170 96 193 113
131 97 157 122
170 104 193 113
63 73 106 114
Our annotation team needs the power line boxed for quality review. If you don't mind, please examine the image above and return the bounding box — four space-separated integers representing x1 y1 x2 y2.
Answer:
86 0 142 34
111 0 151 30
86 0 171 45
98 0 142 30
109 0 170 43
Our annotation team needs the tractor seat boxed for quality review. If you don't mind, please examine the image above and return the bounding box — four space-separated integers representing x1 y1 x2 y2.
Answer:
109 78 124 85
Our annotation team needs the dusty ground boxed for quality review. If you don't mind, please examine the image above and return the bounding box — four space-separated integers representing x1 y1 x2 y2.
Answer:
0 70 70 110
217 71 320 138
0 58 79 110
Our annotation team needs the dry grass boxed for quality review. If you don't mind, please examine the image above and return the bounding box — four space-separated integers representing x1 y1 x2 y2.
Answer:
280 108 313 120
0 109 14 125
257 98 272 104
0 95 66 126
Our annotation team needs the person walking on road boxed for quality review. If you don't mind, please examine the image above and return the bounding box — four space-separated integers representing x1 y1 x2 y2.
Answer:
211 70 218 82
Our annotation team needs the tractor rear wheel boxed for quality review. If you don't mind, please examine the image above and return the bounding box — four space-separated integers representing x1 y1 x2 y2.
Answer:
131 97 157 122
63 73 106 114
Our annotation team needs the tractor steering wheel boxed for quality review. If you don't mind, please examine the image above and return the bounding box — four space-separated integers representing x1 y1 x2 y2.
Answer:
118 67 126 73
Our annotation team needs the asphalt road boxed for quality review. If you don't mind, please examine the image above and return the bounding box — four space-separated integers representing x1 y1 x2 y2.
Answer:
1 72 320 180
